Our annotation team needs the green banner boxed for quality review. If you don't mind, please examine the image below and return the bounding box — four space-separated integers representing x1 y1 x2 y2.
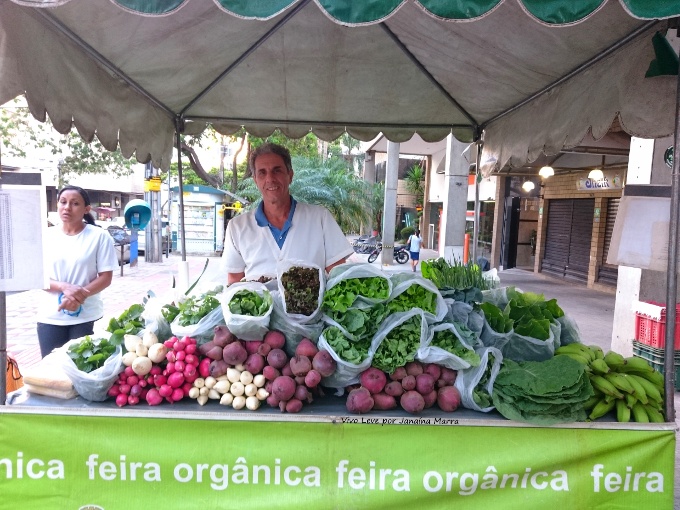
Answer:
0 413 674 509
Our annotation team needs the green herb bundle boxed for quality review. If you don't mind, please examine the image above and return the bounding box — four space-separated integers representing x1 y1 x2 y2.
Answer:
421 258 493 303
68 335 119 373
177 286 223 326
431 329 481 367
323 326 371 365
322 276 390 312
472 353 495 408
106 303 145 345
228 289 272 317
387 284 437 314
371 315 422 373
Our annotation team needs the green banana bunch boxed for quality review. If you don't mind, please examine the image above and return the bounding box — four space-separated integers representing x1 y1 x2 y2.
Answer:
555 344 666 423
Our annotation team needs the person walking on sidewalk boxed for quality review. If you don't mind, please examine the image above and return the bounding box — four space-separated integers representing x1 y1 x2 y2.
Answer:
407 229 422 272
36 186 119 357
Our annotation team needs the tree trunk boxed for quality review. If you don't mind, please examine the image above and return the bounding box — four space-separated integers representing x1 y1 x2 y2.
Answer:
181 141 220 188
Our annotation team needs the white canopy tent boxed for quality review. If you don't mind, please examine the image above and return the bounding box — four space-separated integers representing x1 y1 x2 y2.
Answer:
1 0 680 411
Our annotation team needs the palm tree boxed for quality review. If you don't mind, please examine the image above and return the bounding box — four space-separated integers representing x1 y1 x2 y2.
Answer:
404 164 425 208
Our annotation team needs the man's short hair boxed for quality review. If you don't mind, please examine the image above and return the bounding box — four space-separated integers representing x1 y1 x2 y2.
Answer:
250 143 293 174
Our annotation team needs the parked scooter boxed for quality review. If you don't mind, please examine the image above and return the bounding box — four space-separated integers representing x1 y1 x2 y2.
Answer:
367 242 409 264
352 235 381 254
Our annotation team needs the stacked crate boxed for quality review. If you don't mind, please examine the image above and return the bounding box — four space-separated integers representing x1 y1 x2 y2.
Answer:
633 301 680 389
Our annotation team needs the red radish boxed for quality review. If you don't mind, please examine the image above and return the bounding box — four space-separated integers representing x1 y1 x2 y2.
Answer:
295 338 319 358
127 395 139 406
166 363 176 375
149 365 162 376
158 384 173 398
124 366 135 377
115 394 128 407
108 385 120 398
129 385 142 397
171 388 184 402
176 350 186 361
198 357 212 378
360 367 387 394
294 385 309 401
166 351 177 363
163 338 176 349
264 330 286 349
145 388 163 406
126 375 139 386
119 384 131 395
185 343 197 355
153 374 167 388
167 372 185 389
174 360 185 373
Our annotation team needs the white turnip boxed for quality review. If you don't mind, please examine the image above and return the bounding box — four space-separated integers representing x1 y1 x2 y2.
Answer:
256 388 269 401
142 330 159 348
437 386 461 412
312 350 336 377
345 387 374 414
253 374 266 388
360 367 387 395
213 380 231 394
197 395 209 406
239 371 254 385
246 396 261 411
147 343 168 364
135 343 148 357
230 381 245 397
226 368 241 384
219 393 233 406
244 383 258 397
400 391 425 414
232 396 246 410
124 334 142 353
122 351 138 367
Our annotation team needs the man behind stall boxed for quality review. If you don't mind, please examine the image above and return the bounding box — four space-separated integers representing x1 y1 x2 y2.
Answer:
221 143 354 285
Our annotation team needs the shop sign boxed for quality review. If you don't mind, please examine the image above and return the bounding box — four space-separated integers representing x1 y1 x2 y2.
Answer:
144 176 162 192
576 172 623 191
0 413 674 509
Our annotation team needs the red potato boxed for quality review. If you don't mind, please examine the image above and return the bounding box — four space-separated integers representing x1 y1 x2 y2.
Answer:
267 349 288 370
295 338 319 358
272 376 297 402
244 353 266 375
400 391 425 414
264 330 286 350
312 350 337 377
290 355 312 377
304 369 321 388
424 363 441 382
422 389 438 409
405 361 424 377
257 343 272 357
439 367 457 386
401 375 416 391
285 398 304 413
360 367 387 395
244 341 263 355
415 373 435 395
263 365 280 381
213 325 237 347
389 366 407 381
372 392 397 410
384 380 404 398
345 387 374 414
223 342 248 366
437 386 461 412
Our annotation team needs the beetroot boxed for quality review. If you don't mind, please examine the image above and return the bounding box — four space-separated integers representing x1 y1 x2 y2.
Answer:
213 325 236 347
290 355 312 377
372 392 397 410
263 365 280 381
244 353 265 375
272 376 296 402
285 398 304 413
312 350 337 377
360 367 387 395
281 363 293 377
304 369 321 388
267 348 288 369
401 375 416 391
405 361 424 377
345 387 374 414
244 341 263 355
223 342 248 366
415 373 435 395
264 330 286 349
389 366 407 381
439 367 457 386
400 391 425 414
257 343 272 357
437 386 461 412
295 338 319 358
294 385 309 401
384 380 404 397
423 363 441 382
266 394 280 408
422 389 438 409
209 360 229 378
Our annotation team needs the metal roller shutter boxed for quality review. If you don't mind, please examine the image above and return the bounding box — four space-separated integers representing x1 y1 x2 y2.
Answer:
597 198 620 286
542 200 572 279
565 199 594 283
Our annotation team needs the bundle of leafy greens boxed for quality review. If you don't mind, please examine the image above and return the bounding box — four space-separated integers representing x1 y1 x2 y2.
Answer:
323 326 371 364
473 352 496 408
371 315 422 373
177 286 223 326
431 329 481 367
479 302 513 333
281 266 321 315
421 258 494 303
504 289 564 341
322 276 390 313
324 303 389 340
107 303 145 344
387 284 437 314
228 289 272 317
68 335 119 373
451 320 480 349
491 356 594 425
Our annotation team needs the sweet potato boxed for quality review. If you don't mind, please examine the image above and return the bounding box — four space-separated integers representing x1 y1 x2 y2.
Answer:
295 338 319 358
244 353 265 375
223 341 248 366
213 325 237 347
267 348 288 369
272 376 296 402
360 367 387 395
423 363 441 382
415 373 435 395
405 361 424 377
401 375 416 391
384 380 404 397
264 330 286 350
389 366 407 381
345 387 374 414
372 392 397 410
312 350 337 377
422 389 437 409
244 341 263 355
400 390 425 414
437 386 461 412
290 355 312 377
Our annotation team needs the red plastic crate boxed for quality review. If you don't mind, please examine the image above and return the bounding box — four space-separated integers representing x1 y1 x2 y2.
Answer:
634 301 680 350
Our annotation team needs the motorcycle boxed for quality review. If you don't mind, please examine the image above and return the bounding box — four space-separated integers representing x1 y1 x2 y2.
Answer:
367 242 410 264
352 235 381 254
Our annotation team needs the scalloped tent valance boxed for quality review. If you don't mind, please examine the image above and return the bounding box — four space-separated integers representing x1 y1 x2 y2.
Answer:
1 0 679 172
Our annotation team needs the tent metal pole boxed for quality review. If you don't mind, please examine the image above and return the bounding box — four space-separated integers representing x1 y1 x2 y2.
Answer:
175 116 190 291
663 64 680 422
0 291 7 405
472 142 481 265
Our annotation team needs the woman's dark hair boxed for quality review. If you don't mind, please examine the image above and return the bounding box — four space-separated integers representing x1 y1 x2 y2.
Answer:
249 143 293 174
57 185 96 225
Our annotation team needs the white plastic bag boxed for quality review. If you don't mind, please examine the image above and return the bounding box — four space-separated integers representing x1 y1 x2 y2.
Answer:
386 273 447 324
171 305 225 342
277 260 325 324
325 263 392 308
270 291 324 357
369 309 427 374
220 282 273 341
417 322 480 371
141 295 173 341
58 339 123 402
317 329 372 390
454 346 503 413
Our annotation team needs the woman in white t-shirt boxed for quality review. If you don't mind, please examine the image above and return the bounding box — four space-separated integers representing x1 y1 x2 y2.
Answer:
37 186 119 357
408 229 422 272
